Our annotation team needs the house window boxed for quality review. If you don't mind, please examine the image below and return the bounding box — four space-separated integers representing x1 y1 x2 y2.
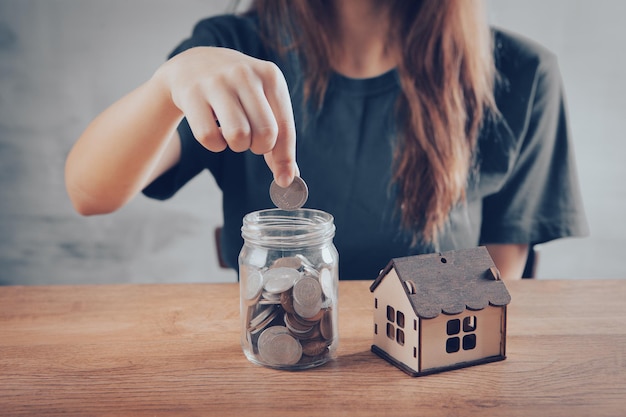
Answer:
463 334 476 350
396 311 405 328
386 323 395 340
404 280 416 294
387 305 395 322
396 329 405 346
446 315 477 353
463 316 476 332
446 337 460 353
385 305 406 346
447 319 460 335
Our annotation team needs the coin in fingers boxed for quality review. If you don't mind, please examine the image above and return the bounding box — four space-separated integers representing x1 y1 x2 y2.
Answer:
269 176 308 210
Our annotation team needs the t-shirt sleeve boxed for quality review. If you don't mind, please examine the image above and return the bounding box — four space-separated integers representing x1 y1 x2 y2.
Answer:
142 120 219 200
480 51 589 245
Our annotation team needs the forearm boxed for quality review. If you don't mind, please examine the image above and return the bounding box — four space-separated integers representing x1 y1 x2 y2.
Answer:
485 243 529 280
65 75 182 215
66 46 299 216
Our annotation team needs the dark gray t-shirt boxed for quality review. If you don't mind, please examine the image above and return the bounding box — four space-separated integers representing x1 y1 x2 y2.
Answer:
144 13 588 280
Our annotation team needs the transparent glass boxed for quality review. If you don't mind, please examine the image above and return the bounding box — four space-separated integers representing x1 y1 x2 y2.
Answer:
239 208 339 370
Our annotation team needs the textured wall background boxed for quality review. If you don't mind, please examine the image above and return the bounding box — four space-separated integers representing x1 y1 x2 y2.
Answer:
0 0 624 285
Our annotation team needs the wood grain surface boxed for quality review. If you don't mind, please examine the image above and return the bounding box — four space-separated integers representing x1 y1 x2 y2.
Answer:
1 280 625 416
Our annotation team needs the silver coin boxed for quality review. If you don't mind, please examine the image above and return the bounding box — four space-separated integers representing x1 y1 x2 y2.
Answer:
319 308 334 341
302 264 320 279
261 291 282 301
320 268 334 301
258 327 302 366
271 256 303 270
243 269 264 303
257 325 290 350
269 176 308 210
248 305 275 329
292 276 323 308
295 254 314 268
263 267 300 294
294 302 323 320
292 276 323 319
297 255 320 278
259 297 282 305
249 307 279 335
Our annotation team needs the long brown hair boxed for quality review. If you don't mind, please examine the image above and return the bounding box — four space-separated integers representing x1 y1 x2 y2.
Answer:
251 0 496 244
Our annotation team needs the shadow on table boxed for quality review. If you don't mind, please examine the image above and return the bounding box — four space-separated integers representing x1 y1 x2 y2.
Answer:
303 349 380 373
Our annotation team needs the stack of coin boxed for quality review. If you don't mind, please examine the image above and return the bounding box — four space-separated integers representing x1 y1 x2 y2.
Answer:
241 254 336 368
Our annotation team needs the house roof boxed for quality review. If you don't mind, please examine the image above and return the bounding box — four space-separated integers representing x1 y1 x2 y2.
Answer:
370 247 511 319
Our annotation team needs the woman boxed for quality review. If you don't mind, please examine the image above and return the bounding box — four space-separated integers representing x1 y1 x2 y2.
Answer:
65 0 588 280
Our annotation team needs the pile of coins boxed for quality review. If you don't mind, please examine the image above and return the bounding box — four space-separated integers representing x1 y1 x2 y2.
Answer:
241 254 336 368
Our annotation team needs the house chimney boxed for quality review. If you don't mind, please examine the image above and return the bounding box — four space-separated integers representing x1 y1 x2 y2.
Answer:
486 266 501 281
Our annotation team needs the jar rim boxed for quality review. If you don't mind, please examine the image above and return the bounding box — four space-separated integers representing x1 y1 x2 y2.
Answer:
241 208 335 248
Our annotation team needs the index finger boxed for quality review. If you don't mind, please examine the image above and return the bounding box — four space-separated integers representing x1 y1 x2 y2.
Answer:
261 62 297 188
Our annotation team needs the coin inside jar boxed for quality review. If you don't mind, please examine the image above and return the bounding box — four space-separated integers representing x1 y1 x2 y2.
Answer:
243 269 264 304
271 256 302 270
258 326 303 366
301 339 329 357
292 276 323 319
263 267 300 294
269 176 309 210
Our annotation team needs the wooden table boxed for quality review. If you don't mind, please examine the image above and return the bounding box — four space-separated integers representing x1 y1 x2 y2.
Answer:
1 280 625 416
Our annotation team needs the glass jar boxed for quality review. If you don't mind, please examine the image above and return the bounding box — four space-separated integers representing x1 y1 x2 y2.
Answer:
239 208 339 370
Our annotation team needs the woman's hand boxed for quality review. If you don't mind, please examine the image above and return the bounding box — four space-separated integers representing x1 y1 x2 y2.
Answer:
154 47 298 187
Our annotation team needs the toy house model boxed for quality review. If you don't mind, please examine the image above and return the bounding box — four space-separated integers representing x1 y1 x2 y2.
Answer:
370 246 511 377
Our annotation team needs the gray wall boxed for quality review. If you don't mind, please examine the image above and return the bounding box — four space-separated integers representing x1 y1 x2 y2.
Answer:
0 0 624 285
